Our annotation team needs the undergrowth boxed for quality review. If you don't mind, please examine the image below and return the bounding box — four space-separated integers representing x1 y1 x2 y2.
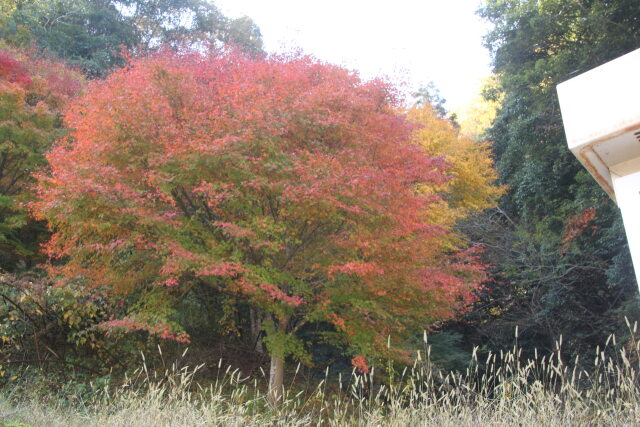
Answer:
1 323 640 426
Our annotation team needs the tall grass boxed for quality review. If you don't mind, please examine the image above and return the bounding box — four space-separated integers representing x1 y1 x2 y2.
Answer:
2 323 640 426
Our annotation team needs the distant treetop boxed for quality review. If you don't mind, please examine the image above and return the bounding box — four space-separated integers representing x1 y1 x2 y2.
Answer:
0 0 263 76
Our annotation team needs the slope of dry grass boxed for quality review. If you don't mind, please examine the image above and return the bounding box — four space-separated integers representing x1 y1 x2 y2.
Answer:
2 326 640 426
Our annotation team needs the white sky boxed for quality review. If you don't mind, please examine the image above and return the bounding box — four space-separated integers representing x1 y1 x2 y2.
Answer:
215 0 493 113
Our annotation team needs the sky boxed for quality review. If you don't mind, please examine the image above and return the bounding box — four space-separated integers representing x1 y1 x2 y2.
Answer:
215 0 493 113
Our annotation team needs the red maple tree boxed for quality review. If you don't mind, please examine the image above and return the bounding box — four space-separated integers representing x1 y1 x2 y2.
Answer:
32 48 486 403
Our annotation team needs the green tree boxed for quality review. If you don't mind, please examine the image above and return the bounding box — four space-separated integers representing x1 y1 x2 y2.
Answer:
0 44 84 269
0 0 262 77
466 0 640 359
123 0 262 51
0 1 138 76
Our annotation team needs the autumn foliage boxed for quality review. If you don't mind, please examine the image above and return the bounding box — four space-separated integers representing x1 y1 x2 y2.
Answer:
0 45 83 268
407 104 504 225
32 49 490 388
562 207 598 252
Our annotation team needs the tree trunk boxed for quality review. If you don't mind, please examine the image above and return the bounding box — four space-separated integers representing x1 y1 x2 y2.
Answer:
267 315 289 406
267 350 285 406
249 308 265 354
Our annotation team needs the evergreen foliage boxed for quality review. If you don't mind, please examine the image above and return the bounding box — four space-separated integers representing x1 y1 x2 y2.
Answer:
0 0 262 76
459 0 640 360
0 45 83 269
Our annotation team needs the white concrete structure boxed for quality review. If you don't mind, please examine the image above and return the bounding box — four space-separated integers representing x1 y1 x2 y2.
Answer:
557 48 640 288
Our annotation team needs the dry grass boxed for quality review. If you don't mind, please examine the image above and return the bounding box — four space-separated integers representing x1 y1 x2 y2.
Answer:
2 324 640 426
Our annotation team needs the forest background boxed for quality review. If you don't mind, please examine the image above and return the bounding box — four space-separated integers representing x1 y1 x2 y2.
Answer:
0 0 639 404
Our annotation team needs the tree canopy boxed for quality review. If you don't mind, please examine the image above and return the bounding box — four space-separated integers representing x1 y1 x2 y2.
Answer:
0 0 262 76
31 48 493 402
407 103 504 223
0 44 83 269
462 0 640 359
